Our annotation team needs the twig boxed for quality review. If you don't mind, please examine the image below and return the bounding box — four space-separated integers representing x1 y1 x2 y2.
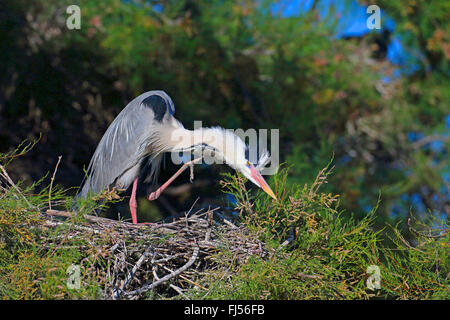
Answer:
153 253 185 264
279 233 295 251
296 272 322 279
115 248 154 299
397 232 426 254
156 262 208 291
45 209 176 234
42 219 103 234
49 155 62 210
411 134 450 149
152 264 189 299
0 164 33 207
214 211 238 229
408 218 447 239
109 242 121 253
168 283 189 299
124 246 199 296
187 197 201 216
46 209 120 224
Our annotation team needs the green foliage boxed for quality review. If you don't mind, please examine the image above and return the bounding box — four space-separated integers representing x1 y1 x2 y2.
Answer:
379 217 449 299
194 167 448 300
0 186 108 299
0 148 106 299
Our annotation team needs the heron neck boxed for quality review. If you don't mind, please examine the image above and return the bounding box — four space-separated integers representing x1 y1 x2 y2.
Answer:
164 126 224 152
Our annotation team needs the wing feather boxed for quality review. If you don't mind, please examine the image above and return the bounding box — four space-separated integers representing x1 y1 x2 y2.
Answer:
79 90 175 197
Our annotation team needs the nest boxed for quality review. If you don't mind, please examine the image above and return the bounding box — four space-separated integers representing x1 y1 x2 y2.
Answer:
1 161 268 299
44 207 268 299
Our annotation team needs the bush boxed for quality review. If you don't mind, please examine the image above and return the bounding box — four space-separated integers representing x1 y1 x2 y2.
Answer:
194 165 448 299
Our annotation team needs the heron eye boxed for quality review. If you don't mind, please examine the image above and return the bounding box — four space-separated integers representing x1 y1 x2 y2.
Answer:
246 161 251 168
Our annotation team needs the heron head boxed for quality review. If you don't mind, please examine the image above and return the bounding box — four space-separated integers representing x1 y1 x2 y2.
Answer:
235 159 277 200
202 128 276 200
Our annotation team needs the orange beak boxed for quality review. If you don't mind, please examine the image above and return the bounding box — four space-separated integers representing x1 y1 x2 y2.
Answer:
249 164 277 200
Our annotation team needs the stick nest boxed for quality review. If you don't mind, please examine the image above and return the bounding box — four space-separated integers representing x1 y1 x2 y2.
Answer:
43 208 268 300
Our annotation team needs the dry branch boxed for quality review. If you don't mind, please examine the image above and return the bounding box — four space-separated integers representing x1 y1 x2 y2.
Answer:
0 163 33 207
48 155 62 210
123 246 199 297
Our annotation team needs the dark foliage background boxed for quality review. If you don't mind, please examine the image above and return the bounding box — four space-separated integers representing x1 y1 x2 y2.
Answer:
0 0 448 225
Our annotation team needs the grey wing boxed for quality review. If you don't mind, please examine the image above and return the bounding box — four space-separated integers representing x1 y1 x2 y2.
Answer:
79 90 175 198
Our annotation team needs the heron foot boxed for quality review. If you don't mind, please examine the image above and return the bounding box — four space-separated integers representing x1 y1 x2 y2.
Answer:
147 157 202 200
148 190 160 201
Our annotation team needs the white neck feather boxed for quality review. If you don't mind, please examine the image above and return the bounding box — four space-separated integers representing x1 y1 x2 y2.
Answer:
160 121 247 167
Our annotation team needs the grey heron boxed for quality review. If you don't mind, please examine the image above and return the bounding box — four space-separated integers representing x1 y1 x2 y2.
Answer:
79 90 276 224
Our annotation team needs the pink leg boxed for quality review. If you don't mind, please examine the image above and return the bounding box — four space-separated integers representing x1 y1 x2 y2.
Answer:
129 177 139 224
148 158 202 200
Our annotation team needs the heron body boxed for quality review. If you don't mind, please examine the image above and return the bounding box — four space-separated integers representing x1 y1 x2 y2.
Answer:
79 90 276 224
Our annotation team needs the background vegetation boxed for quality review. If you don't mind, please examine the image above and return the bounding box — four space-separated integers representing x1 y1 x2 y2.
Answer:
0 0 448 299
